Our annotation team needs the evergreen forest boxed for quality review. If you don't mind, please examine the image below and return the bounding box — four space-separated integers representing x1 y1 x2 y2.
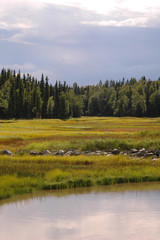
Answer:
0 68 160 119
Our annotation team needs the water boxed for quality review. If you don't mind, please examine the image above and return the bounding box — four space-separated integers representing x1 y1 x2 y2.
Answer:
1 183 160 240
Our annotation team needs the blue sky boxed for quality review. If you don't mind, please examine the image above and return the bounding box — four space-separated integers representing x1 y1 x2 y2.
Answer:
0 0 160 85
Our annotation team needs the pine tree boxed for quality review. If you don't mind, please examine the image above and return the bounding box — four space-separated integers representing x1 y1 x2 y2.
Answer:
58 93 69 119
8 81 16 118
54 81 59 118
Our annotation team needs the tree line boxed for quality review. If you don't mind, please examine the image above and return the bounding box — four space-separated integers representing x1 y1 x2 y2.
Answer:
0 68 160 119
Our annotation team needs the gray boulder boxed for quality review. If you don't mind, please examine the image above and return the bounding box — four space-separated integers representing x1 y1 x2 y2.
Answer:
137 151 146 157
29 151 38 156
112 149 120 155
65 151 73 156
139 148 146 152
137 148 146 157
155 150 160 157
73 150 81 156
42 150 52 155
129 148 138 154
58 150 65 155
1 149 13 156
86 152 95 156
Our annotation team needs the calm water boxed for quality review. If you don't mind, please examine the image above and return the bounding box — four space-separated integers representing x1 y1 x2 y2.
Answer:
1 183 160 240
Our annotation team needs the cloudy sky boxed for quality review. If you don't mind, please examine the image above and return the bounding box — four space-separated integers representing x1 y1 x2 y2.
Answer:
0 0 160 85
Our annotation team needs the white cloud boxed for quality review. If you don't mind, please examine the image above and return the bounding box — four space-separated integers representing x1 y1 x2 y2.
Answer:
118 0 160 13
39 0 160 15
0 0 160 38
82 17 148 27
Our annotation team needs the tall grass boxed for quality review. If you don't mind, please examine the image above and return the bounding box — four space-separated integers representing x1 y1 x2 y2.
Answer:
25 138 160 152
81 138 160 151
0 155 160 200
0 117 160 200
0 117 160 152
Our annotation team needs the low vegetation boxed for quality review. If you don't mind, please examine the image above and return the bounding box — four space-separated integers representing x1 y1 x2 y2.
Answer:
0 155 160 200
0 117 160 200
0 117 160 153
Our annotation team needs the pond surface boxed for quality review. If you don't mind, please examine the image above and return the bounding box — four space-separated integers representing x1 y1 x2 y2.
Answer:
1 183 160 240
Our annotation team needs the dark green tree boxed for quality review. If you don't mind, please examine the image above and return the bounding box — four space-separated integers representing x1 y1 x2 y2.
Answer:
58 93 69 119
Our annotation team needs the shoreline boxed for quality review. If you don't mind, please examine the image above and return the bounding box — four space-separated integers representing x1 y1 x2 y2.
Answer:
0 154 160 201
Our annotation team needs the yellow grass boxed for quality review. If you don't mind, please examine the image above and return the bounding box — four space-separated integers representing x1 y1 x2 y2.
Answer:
0 117 160 152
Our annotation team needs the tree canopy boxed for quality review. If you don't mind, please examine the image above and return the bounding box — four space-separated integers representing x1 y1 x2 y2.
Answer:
0 68 160 119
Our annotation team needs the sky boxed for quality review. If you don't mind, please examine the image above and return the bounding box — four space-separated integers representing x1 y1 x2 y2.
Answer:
0 0 160 85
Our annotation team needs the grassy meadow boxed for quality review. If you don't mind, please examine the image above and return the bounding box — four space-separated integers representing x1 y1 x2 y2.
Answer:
1 117 160 152
1 116 160 200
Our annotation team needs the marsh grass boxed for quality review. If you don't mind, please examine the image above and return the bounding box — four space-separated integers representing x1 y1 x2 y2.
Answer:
81 138 160 151
25 138 160 152
0 155 160 200
0 117 160 152
1 117 160 200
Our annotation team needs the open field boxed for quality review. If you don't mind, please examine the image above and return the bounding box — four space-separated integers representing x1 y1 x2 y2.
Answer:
1 117 160 200
0 117 160 152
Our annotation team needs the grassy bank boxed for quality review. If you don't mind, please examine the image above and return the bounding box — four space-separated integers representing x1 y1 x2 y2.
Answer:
1 117 160 200
0 155 160 200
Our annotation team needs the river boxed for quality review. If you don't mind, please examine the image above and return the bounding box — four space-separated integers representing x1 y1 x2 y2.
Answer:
0 182 160 240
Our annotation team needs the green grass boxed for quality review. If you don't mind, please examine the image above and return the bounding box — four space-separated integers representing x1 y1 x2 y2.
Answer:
0 154 160 200
0 117 160 152
0 117 160 200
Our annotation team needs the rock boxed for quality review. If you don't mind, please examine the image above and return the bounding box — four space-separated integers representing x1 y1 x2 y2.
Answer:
107 152 112 154
139 148 146 152
58 150 65 155
148 149 155 154
29 151 38 156
120 151 124 155
66 149 76 152
155 150 160 157
65 151 73 156
137 148 146 157
103 152 108 155
85 150 91 154
1 149 13 156
86 152 95 156
106 153 113 157
152 158 158 161
42 150 52 155
112 149 120 155
129 148 138 154
52 150 65 156
38 152 45 155
64 153 71 156
53 152 59 156
73 150 81 156
16 148 160 158
137 151 146 157
101 152 106 155
146 153 154 157
96 150 102 154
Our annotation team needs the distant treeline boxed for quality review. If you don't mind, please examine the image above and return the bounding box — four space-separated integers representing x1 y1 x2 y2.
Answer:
0 68 160 119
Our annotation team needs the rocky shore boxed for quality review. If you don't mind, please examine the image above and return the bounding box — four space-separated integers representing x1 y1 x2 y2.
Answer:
1 148 160 160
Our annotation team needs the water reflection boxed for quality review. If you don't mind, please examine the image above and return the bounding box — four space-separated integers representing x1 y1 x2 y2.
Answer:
0 182 160 240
